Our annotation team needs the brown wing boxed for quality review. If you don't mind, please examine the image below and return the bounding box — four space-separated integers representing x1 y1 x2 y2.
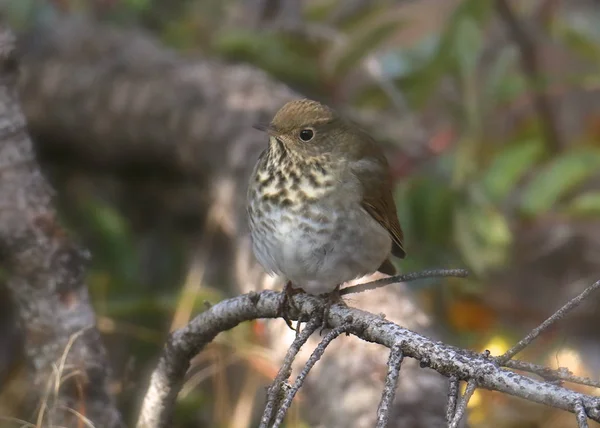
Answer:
354 149 406 259
362 194 406 259
345 125 406 259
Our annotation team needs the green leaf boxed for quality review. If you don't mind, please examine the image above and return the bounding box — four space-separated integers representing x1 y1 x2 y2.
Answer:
305 0 338 21
81 197 138 283
213 30 320 88
452 135 480 188
483 45 519 108
396 0 492 108
402 176 456 248
555 24 600 62
325 18 405 79
446 0 491 76
451 0 493 22
394 59 443 108
481 139 545 203
453 17 482 80
520 148 600 216
390 0 492 109
565 192 600 216
454 202 511 275
125 0 150 11
334 2 389 31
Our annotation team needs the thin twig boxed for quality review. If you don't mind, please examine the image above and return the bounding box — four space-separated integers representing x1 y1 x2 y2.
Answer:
259 317 320 428
449 381 477 428
495 0 562 154
446 376 459 424
375 342 404 428
575 398 589 428
504 359 600 389
498 279 600 364
340 269 468 296
271 323 357 427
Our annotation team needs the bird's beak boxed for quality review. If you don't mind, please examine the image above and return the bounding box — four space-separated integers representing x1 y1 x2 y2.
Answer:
253 122 278 135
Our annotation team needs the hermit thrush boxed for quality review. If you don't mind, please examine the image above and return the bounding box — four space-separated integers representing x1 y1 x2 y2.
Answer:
247 99 405 321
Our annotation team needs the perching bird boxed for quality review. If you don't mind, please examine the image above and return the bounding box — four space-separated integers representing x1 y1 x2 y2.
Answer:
247 99 405 325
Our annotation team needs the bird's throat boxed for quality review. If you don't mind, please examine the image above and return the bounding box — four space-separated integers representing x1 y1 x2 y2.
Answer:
255 141 336 205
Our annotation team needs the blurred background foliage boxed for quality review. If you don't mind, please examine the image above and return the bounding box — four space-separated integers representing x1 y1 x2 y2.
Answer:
3 0 600 427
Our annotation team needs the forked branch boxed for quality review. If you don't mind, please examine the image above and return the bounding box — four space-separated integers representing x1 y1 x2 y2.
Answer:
137 277 600 428
271 323 358 427
448 381 477 428
260 317 321 427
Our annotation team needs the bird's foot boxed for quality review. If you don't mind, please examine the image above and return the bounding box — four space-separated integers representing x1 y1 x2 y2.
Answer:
319 285 344 335
278 281 303 331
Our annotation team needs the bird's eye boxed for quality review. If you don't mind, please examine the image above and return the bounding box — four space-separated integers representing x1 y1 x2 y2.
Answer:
299 129 314 142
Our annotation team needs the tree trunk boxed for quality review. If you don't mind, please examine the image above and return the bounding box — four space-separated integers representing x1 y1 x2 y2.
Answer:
0 24 121 428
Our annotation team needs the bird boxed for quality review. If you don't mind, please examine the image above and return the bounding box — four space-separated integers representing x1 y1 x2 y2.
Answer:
247 98 405 327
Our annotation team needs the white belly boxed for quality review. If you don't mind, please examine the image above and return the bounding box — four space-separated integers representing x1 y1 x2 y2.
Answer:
249 199 392 295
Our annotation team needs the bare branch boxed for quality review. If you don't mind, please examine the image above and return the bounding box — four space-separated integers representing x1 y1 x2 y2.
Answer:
498 279 600 364
136 291 279 428
340 269 469 296
495 0 563 153
271 323 357 427
448 381 477 428
259 317 320 428
446 376 459 424
375 342 404 428
504 359 600 389
137 286 600 428
575 398 589 428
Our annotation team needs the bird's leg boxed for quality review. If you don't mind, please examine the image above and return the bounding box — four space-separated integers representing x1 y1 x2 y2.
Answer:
278 281 302 330
319 285 344 335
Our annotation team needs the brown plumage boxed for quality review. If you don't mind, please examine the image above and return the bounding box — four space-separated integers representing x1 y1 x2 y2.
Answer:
247 98 405 295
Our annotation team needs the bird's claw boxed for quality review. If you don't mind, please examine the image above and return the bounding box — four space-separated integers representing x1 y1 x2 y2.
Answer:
278 281 301 331
319 285 343 335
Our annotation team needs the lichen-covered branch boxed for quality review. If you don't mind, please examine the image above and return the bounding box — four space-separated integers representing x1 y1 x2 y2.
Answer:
575 398 589 428
137 291 278 428
446 376 459 424
375 342 404 428
137 284 600 428
0 25 121 427
448 381 477 428
271 323 357 428
503 359 600 388
260 317 320 427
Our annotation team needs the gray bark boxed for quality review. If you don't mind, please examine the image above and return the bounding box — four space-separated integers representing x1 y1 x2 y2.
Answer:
138 290 600 428
0 24 121 428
